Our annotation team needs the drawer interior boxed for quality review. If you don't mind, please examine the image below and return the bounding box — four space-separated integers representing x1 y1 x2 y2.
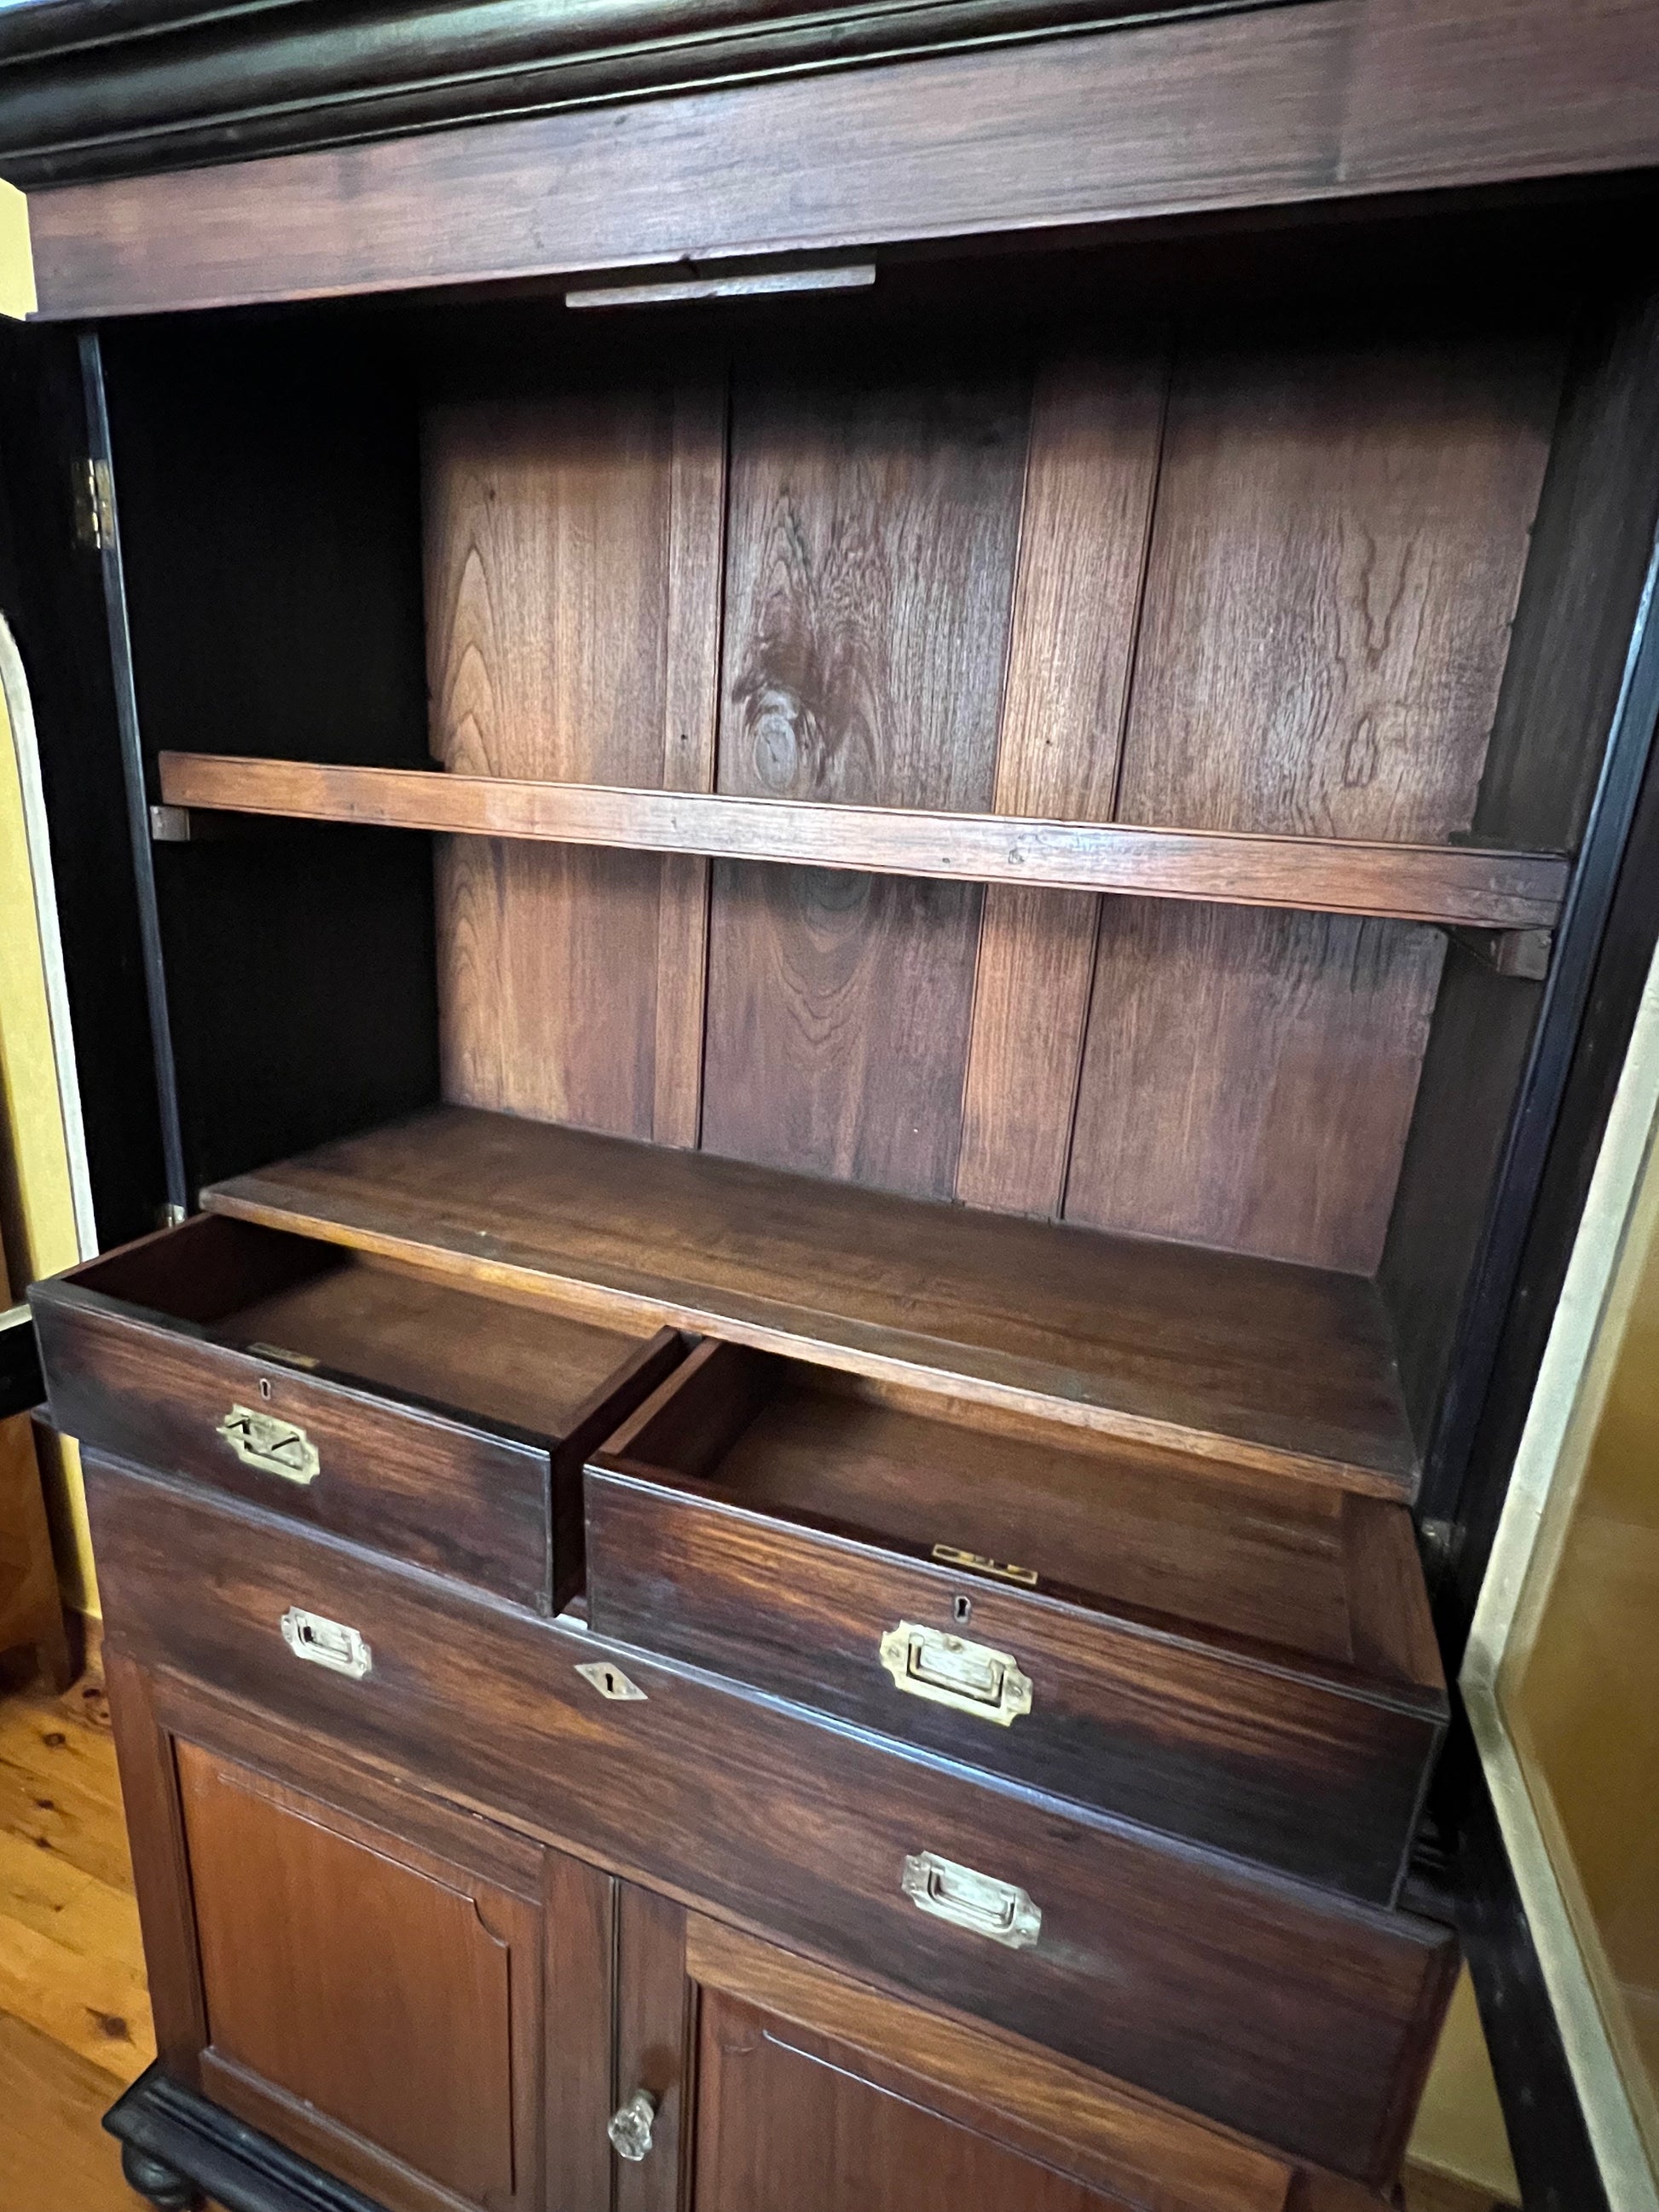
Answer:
76 1212 663 1440
599 1341 1442 1690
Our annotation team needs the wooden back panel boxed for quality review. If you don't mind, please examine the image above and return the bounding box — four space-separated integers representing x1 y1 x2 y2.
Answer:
420 315 1561 1273
425 378 725 1145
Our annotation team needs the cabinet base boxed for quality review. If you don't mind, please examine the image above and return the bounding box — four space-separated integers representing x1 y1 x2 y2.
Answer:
105 2065 390 2212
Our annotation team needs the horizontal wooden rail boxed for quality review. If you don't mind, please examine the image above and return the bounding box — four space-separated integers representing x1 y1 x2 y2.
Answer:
157 754 1570 930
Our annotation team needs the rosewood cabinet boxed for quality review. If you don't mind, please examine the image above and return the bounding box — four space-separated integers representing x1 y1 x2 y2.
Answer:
10 4 1659 2210
94 1524 1412 2212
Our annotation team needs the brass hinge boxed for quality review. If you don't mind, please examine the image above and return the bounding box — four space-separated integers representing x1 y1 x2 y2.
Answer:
73 456 115 552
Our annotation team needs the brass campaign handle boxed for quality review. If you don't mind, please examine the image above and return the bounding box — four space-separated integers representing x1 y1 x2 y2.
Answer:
878 1620 1032 1725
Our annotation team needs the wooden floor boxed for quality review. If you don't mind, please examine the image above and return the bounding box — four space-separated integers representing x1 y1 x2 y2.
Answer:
0 1626 1516 2212
0 1625 153 2212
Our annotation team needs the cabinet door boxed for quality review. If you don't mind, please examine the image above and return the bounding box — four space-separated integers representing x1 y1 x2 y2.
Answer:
107 1655 616 2212
611 1898 1303 2212
693 1987 1130 2212
175 1738 540 2212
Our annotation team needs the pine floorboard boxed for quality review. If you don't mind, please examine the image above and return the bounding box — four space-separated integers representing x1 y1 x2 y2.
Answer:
0 1625 154 2211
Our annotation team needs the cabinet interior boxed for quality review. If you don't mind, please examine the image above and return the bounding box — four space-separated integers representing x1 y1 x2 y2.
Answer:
101 193 1659 1498
76 1211 656 1438
598 1337 1439 1682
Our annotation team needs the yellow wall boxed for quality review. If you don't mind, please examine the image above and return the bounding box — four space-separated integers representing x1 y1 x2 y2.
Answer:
0 181 35 321
1410 1966 1523 2201
0 647 97 1611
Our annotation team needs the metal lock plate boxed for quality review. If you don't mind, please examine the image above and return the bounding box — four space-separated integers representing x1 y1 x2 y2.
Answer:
900 1851 1042 1949
575 1660 648 1701
280 1607 372 1680
878 1620 1032 1725
219 1403 320 1485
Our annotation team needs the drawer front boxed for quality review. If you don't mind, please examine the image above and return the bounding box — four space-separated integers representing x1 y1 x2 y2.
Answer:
585 1473 1440 1902
39 1297 552 1608
88 1457 1455 2186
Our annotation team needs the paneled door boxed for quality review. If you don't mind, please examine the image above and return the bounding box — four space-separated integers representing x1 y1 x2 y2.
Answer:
105 1658 614 2212
608 1895 1300 2212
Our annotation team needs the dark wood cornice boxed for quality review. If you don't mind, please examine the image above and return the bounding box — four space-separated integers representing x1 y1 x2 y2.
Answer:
0 0 1265 188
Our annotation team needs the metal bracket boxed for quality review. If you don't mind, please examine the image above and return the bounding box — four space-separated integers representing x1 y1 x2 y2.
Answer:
1447 926 1554 981
567 259 874 310
149 803 238 845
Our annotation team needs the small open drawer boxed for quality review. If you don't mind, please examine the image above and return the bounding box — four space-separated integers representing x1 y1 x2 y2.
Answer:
585 1341 1448 1902
31 1213 683 1611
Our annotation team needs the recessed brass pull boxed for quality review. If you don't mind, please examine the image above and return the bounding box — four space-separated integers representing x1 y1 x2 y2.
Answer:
878 1620 1032 1726
900 1851 1041 1949
280 1607 371 1680
219 1403 319 1484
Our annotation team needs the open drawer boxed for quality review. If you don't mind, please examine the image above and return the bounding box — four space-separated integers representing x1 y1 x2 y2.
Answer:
32 1213 682 1612
585 1341 1448 1902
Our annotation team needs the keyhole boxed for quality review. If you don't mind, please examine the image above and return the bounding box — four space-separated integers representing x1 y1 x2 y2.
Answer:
258 1377 272 1401
953 1594 972 1625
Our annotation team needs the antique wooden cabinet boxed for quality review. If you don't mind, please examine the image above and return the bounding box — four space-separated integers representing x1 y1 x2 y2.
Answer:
8 3 1659 2209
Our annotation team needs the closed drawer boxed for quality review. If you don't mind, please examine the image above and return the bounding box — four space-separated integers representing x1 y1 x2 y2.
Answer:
32 1213 680 1610
87 1454 1456 2186
585 1342 1446 1901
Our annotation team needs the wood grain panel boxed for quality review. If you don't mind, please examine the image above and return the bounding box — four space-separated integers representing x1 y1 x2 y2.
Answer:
702 369 1026 1198
991 354 1171 825
694 1986 1127 2212
89 1462 1458 2183
1066 901 1445 1273
958 349 1167 1216
1074 330 1557 1270
1475 292 1659 850
425 394 671 1137
1378 946 1543 1446
101 1653 206 2082
425 390 695 1141
1119 337 1561 840
655 376 729 1148
616 1885 691 2212
957 885 1100 1215
28 0 1659 320
175 1740 527 2209
686 1920 1295 2212
425 396 674 784
545 1850 617 2212
0 1414 69 1689
702 862 984 1199
716 370 1025 812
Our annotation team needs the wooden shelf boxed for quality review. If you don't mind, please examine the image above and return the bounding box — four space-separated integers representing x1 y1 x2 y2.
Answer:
205 1106 1419 1499
157 754 1569 931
